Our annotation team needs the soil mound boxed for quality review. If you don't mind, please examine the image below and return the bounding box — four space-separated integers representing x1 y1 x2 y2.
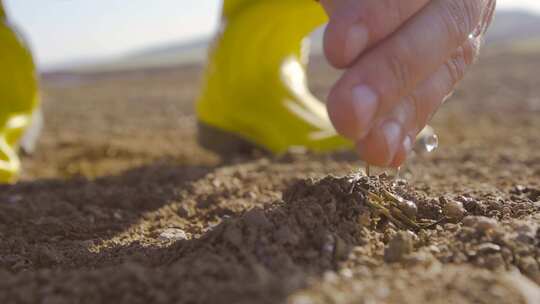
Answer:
3 172 538 303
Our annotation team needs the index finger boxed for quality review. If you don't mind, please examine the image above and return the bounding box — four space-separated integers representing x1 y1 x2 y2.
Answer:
323 0 431 68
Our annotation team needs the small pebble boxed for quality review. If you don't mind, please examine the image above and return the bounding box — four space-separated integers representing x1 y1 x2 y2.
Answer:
518 256 540 275
515 185 526 193
339 268 353 278
7 195 23 204
515 232 535 244
484 253 506 271
513 223 537 244
398 199 418 219
442 197 466 221
334 236 348 260
289 294 315 304
404 251 437 267
321 233 335 255
384 231 415 263
113 211 123 220
159 228 187 241
477 242 501 254
323 270 339 283
476 217 499 232
514 223 534 234
463 216 498 233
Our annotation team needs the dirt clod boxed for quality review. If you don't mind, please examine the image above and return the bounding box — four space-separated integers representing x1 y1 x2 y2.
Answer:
397 199 418 220
442 197 467 222
158 228 188 242
463 216 499 233
384 231 415 263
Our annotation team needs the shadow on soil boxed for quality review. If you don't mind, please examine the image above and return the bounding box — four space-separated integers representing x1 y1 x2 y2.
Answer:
0 162 214 266
0 158 367 303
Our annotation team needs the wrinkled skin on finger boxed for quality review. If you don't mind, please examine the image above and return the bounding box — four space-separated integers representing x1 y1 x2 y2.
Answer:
322 0 496 167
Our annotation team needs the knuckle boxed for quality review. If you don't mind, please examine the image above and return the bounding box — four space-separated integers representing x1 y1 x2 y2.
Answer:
381 42 414 93
438 0 482 43
378 0 407 23
445 54 467 84
461 39 478 65
361 0 408 38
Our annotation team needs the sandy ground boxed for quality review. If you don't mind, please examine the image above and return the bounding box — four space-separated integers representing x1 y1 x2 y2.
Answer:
0 48 539 303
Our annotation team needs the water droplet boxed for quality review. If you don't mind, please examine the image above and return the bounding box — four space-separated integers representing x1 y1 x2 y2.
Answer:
414 126 439 154
424 133 439 153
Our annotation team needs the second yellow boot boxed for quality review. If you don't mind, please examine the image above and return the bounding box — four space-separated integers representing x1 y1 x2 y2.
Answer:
0 3 40 183
197 0 351 156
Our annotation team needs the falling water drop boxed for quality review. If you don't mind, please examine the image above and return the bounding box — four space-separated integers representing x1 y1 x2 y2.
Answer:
414 126 439 154
424 134 439 153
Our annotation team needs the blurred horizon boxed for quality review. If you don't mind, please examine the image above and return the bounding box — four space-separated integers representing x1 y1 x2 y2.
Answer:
4 0 540 71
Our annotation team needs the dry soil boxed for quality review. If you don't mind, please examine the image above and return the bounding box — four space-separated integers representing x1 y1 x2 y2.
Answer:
0 49 539 303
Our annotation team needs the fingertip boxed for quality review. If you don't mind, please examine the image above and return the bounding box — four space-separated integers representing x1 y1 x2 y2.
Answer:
389 135 414 167
356 144 389 167
388 151 406 168
356 120 407 167
327 85 356 139
324 18 370 69
356 131 392 167
327 83 378 141
343 24 369 64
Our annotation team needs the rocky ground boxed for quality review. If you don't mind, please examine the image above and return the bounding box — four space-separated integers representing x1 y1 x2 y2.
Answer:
0 48 539 303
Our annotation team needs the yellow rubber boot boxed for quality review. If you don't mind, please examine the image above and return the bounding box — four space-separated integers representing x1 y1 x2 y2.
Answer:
197 0 351 156
0 2 39 183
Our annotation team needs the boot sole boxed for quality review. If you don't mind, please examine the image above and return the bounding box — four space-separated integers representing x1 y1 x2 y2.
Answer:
197 121 270 158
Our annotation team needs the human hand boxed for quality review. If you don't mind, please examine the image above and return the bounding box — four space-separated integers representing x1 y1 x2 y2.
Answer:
321 0 496 167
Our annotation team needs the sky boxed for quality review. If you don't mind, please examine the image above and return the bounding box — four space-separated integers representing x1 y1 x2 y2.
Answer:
3 0 540 70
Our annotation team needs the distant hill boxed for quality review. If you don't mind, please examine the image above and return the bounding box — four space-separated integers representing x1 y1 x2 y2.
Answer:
51 10 540 73
486 10 540 44
100 38 209 71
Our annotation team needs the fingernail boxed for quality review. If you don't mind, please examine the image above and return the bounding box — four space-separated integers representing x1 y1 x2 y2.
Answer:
351 85 378 139
345 24 369 63
393 104 407 125
381 121 402 165
403 136 413 154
